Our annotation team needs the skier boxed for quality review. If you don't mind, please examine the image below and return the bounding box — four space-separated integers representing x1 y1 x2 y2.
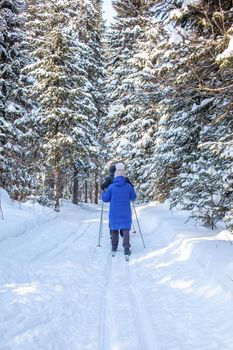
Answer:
101 163 134 238
102 163 136 258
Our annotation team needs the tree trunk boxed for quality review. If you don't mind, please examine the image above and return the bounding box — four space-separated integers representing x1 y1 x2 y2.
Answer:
54 149 61 211
72 166 79 205
89 182 93 203
85 177 88 203
95 170 99 204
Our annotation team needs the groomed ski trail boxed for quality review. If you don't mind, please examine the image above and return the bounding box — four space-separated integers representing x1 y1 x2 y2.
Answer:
31 222 91 263
1 201 233 349
0 204 107 350
98 252 113 350
96 213 159 350
109 253 159 350
125 262 159 350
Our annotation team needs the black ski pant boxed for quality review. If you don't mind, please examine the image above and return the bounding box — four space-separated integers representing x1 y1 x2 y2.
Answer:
109 228 123 239
111 229 130 252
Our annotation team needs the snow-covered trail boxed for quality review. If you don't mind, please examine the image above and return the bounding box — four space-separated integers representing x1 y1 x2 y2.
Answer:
1 200 233 350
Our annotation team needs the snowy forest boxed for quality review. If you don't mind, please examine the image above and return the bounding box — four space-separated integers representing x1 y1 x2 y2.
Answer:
1 0 233 230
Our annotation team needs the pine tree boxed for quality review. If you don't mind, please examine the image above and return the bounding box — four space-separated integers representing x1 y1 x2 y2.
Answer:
151 0 233 227
0 0 34 200
77 0 107 204
25 0 98 209
135 0 196 201
128 18 170 199
105 0 148 176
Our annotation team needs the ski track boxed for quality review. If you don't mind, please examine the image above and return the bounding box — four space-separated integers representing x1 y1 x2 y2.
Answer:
0 207 101 349
0 211 59 242
99 250 159 350
98 252 112 350
31 222 91 263
1 203 233 349
125 262 159 350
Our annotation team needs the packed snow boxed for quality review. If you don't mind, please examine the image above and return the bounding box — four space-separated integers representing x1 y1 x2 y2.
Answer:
217 35 233 62
0 189 233 350
191 97 215 112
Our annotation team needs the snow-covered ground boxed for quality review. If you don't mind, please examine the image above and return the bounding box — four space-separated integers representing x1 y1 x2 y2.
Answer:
0 189 233 350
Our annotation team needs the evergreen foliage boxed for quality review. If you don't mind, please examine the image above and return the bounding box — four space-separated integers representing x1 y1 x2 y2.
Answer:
0 0 32 199
105 0 149 187
0 0 232 230
106 0 233 229
24 0 105 209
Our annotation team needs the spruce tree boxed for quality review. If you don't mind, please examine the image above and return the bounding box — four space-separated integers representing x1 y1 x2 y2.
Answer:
77 0 107 204
151 0 233 227
105 0 148 175
0 0 33 200
25 0 98 209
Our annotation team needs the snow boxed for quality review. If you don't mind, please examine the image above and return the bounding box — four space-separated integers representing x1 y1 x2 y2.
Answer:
116 137 130 154
0 189 11 206
182 0 200 10
107 104 119 118
170 9 183 20
6 103 18 113
0 191 233 349
216 36 233 62
0 189 57 241
191 97 215 112
168 28 184 45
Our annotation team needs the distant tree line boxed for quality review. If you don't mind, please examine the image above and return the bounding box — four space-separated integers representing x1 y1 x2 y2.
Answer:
1 0 232 230
105 0 233 230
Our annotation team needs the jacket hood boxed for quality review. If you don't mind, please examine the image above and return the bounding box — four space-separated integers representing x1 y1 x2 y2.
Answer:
113 176 127 187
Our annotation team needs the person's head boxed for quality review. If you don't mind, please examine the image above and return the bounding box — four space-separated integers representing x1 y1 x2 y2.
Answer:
109 164 116 175
114 163 126 177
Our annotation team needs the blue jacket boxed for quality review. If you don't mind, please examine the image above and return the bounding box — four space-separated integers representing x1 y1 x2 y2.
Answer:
102 176 136 230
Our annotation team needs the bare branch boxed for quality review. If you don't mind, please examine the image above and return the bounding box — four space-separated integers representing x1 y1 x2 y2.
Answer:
198 84 233 92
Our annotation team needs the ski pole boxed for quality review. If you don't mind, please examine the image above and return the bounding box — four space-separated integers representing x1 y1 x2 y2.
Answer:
132 202 146 248
132 221 136 234
97 201 104 247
